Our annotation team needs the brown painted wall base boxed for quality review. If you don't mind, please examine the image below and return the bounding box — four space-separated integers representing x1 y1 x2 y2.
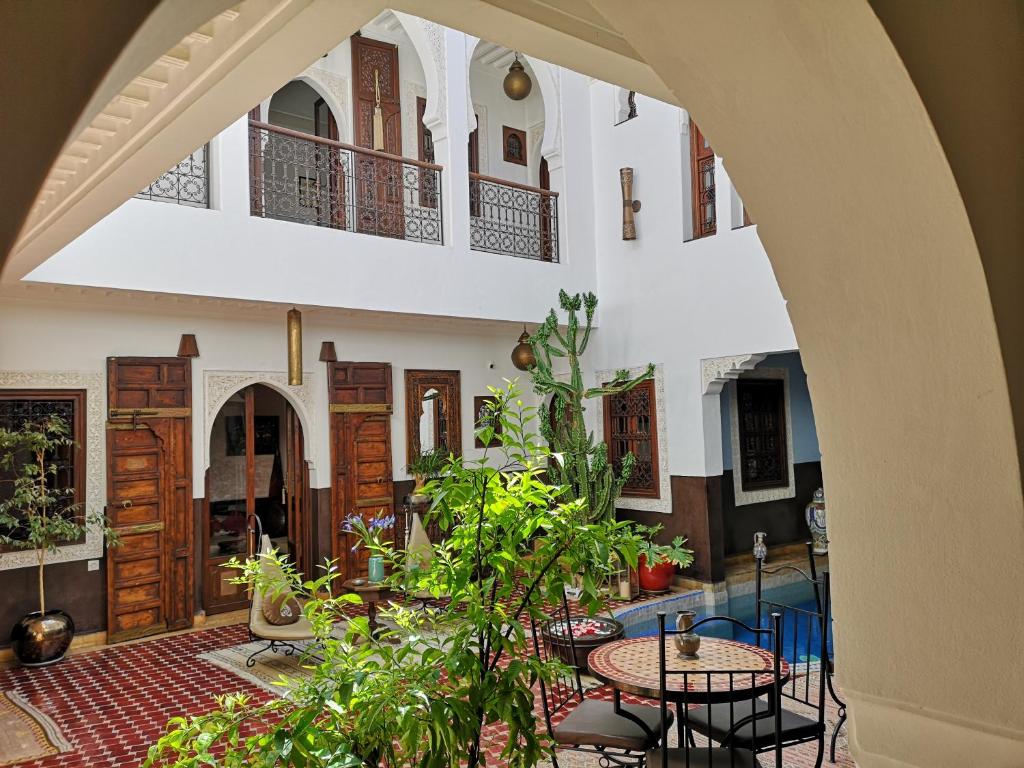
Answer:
0 557 106 649
720 462 822 556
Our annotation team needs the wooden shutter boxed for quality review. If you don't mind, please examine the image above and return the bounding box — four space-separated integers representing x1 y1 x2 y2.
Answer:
416 96 438 209
736 378 789 491
603 379 660 498
690 120 716 238
328 362 395 583
106 357 193 642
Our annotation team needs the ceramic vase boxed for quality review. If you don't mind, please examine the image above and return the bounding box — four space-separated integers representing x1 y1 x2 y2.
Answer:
753 531 768 562
805 487 828 554
674 610 700 659
367 556 385 583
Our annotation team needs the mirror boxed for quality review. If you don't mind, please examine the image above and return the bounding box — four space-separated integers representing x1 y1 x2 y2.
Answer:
405 370 461 466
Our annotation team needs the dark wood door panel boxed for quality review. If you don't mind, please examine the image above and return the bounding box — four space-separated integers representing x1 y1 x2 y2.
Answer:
106 357 193 643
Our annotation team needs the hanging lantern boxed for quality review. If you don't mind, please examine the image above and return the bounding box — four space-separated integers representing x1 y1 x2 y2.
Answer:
287 307 303 386
503 53 533 101
511 327 536 371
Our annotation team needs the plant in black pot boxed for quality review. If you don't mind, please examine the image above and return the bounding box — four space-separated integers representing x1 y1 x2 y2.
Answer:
0 414 116 666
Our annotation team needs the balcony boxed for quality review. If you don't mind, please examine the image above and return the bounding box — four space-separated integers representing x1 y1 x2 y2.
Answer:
469 174 559 262
248 121 443 245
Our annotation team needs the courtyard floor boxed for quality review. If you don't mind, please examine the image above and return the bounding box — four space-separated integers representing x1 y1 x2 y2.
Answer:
0 619 854 768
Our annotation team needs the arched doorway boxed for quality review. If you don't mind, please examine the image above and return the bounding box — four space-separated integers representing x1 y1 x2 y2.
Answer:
203 384 311 615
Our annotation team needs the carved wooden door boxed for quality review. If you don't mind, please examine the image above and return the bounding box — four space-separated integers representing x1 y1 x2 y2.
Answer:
351 34 404 238
314 96 345 229
328 361 395 582
106 357 193 643
285 406 310 575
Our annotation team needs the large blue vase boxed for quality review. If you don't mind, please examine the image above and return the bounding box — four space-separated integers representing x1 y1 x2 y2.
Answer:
367 556 385 583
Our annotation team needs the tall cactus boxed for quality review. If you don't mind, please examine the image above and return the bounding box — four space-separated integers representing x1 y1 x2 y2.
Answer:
530 290 654 523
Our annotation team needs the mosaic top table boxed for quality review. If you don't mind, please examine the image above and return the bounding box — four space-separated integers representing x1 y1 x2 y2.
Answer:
587 636 789 705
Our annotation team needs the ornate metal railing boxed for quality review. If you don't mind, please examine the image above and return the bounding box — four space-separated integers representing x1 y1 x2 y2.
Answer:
135 144 210 207
469 173 559 262
248 121 443 245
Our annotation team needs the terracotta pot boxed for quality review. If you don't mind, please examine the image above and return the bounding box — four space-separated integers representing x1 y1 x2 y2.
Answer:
11 610 75 666
638 555 675 593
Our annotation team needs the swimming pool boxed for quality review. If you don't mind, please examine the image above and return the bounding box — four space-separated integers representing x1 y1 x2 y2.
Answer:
616 580 834 665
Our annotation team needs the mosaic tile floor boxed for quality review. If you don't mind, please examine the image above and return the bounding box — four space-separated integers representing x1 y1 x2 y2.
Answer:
0 623 854 768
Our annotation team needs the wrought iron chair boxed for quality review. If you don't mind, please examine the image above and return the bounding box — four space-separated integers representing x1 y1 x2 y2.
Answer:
246 514 319 667
685 560 830 767
805 542 846 763
648 611 784 768
531 590 672 768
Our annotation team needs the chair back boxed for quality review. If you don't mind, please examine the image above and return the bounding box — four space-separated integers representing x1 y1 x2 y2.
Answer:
656 612 784 768
529 588 585 737
754 555 829 717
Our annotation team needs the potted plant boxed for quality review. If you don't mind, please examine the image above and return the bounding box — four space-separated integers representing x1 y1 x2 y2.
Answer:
637 528 694 593
343 512 397 583
0 414 116 666
405 447 447 502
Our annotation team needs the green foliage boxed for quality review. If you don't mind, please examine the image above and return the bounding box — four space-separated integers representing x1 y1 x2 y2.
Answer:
0 415 117 615
405 447 447 481
636 525 694 569
530 290 654 522
144 382 642 768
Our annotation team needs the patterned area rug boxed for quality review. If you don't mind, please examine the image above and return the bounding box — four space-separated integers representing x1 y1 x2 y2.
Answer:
0 689 72 766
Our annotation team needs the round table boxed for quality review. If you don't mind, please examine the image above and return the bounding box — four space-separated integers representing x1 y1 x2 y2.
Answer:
587 635 789 705
341 579 396 641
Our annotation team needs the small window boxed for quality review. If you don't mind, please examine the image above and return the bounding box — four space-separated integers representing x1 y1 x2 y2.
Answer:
0 391 87 549
502 126 527 166
614 89 638 125
736 378 788 491
603 379 660 498
689 120 716 238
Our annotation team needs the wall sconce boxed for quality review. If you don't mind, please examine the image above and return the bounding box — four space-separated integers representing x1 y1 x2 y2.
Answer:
511 327 536 371
176 333 199 358
620 167 641 240
287 307 302 385
318 341 338 363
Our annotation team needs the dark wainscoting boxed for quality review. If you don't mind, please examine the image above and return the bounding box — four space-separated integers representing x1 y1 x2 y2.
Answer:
0 557 106 648
616 476 726 583
720 461 822 556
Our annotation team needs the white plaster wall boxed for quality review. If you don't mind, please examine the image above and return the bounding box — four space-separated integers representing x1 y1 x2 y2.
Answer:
26 29 595 325
0 296 535 500
586 85 797 480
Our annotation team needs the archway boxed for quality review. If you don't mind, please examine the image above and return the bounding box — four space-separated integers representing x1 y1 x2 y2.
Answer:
203 383 311 615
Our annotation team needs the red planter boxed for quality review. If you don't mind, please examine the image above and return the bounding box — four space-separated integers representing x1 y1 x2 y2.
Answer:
638 555 675 593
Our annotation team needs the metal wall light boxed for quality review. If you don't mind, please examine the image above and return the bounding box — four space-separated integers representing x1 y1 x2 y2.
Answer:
287 307 303 385
620 167 641 240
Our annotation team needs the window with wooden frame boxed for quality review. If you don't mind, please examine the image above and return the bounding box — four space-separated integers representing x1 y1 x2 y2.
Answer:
0 390 87 549
416 97 438 209
603 379 660 498
736 378 788 491
502 126 527 166
689 119 716 238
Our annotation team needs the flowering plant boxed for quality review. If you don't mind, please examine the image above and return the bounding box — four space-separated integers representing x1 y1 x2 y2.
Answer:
344 513 397 551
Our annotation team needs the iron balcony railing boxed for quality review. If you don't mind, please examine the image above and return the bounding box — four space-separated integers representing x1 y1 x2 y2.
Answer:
135 144 210 207
469 173 559 262
248 121 443 245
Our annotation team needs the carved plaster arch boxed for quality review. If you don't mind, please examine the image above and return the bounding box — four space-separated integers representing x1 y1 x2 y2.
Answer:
296 68 351 143
202 370 317 476
391 12 447 141
521 55 562 171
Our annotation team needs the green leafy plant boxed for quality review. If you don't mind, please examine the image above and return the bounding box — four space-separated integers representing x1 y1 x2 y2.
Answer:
144 382 643 768
0 415 116 615
637 525 694 569
406 447 448 489
530 290 654 522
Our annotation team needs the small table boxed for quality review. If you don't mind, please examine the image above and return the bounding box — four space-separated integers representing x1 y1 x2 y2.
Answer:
588 635 789 704
588 635 789 740
341 579 396 641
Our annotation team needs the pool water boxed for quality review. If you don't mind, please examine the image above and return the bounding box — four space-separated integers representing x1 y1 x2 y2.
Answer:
622 581 834 665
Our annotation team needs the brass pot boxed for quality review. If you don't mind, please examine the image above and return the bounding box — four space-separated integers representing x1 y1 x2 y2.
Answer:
673 610 700 660
11 610 75 666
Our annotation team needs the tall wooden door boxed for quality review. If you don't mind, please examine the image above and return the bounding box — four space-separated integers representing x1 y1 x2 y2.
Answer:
285 407 310 575
351 34 404 238
106 357 193 643
328 362 394 582
314 96 345 229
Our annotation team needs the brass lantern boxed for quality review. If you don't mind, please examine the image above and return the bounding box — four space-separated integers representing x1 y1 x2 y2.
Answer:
511 327 536 371
503 53 533 101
